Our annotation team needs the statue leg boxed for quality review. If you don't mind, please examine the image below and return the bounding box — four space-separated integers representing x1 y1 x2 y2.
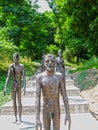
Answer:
43 107 51 130
12 88 17 123
53 108 60 130
17 86 22 122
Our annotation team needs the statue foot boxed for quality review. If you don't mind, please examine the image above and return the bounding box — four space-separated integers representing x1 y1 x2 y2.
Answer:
12 119 18 124
16 120 22 125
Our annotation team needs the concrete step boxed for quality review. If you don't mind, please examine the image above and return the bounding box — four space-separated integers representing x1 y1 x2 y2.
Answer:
1 96 89 115
23 85 80 98
65 74 71 79
66 79 74 86
26 80 36 88
26 78 75 88
66 86 80 96
22 87 36 97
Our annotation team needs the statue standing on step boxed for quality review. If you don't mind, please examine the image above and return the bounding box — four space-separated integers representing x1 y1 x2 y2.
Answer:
35 54 71 130
55 49 65 79
4 53 26 124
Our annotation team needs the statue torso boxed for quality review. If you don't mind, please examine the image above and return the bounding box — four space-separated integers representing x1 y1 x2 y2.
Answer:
37 72 63 105
10 64 24 81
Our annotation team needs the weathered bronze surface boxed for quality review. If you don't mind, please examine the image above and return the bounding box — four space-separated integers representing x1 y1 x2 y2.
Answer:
55 49 65 79
35 54 71 130
4 53 26 124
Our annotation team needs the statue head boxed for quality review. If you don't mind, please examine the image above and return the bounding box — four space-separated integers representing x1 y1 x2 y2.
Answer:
44 54 55 72
58 49 62 57
13 53 19 63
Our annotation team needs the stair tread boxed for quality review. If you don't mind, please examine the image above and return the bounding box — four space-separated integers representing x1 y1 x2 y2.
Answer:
2 96 88 107
1 68 89 114
25 85 79 91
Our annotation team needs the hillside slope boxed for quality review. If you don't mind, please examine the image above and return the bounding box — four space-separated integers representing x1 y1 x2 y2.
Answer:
70 69 98 120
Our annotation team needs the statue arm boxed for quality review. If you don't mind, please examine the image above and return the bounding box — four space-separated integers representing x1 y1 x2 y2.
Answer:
35 75 42 127
4 66 11 93
63 62 65 69
22 65 26 89
60 78 70 114
60 76 71 126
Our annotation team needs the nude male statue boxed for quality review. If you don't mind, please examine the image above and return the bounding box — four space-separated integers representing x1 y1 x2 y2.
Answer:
35 54 71 130
4 53 26 124
55 49 65 79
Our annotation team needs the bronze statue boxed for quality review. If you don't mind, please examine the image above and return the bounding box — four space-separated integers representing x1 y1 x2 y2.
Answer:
55 49 65 79
4 53 26 124
35 54 71 130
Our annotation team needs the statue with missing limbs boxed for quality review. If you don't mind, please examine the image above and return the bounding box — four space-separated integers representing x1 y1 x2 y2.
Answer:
55 49 65 79
35 54 71 130
4 53 26 124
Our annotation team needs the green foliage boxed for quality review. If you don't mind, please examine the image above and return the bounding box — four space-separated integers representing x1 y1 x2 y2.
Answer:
46 0 98 62
20 57 40 79
46 44 59 55
0 70 11 107
0 0 57 60
69 56 98 91
0 42 18 70
46 0 66 49
75 70 97 91
69 56 98 73
69 1 98 57
76 71 87 89
0 91 11 106
0 27 18 71
1 0 98 65
63 48 76 63
76 55 98 71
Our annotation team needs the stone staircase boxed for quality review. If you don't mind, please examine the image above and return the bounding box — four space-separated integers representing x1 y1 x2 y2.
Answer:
1 67 89 115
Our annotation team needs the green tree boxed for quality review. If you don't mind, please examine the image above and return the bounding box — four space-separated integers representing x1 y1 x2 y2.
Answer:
0 28 18 70
46 0 98 63
45 0 66 49
0 0 57 60
63 1 98 55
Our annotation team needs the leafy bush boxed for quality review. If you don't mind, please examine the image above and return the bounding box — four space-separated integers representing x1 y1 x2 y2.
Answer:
76 55 98 71
74 70 97 90
46 44 59 55
0 42 18 71
20 58 40 80
0 71 12 107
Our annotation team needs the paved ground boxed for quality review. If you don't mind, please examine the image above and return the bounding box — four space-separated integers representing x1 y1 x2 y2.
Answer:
0 113 98 130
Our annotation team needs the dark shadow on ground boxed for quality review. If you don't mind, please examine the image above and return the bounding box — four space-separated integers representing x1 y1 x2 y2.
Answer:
19 121 36 130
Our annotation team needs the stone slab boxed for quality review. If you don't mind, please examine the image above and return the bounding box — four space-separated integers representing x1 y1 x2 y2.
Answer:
26 78 75 88
1 96 89 115
23 85 80 97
